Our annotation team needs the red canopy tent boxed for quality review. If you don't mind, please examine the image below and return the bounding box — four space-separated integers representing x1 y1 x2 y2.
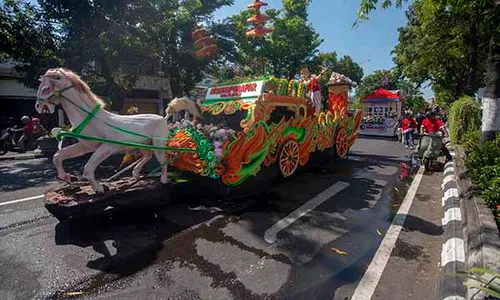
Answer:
359 88 402 137
363 88 400 101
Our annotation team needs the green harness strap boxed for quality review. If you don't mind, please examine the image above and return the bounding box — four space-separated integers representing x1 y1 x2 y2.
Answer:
71 103 101 135
56 131 194 152
39 86 194 152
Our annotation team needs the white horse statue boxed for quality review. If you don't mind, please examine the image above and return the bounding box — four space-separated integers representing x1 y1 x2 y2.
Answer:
36 68 199 193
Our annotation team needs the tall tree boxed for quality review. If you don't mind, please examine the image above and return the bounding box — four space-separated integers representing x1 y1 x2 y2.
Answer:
219 0 322 78
392 0 491 104
357 0 500 142
0 0 61 88
1 0 233 110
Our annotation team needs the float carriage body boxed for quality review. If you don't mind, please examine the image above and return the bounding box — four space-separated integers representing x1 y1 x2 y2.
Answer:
166 76 363 191
44 75 362 220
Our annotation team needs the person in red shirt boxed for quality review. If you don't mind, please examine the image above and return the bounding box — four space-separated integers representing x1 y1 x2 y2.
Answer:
420 112 453 161
401 113 417 149
8 116 34 153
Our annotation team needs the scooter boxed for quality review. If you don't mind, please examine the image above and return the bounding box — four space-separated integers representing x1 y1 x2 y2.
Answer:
0 127 37 155
417 132 444 171
0 127 20 155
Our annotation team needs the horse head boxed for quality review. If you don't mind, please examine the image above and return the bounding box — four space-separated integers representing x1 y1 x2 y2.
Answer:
35 68 95 114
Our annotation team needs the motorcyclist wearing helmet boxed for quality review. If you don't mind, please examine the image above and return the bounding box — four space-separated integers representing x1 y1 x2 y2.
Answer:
420 111 453 161
9 116 35 153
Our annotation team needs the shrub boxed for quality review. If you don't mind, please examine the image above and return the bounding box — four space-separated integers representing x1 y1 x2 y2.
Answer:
449 96 482 144
462 130 481 153
466 135 500 215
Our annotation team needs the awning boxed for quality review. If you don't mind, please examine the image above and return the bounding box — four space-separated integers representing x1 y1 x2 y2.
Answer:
363 88 400 101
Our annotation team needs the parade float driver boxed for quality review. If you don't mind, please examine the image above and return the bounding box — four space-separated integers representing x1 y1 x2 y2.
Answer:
300 65 327 115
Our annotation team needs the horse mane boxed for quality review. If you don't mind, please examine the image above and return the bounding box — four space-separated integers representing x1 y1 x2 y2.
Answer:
49 68 106 107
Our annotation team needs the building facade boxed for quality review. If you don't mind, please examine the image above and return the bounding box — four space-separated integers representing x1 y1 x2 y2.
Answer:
0 61 172 130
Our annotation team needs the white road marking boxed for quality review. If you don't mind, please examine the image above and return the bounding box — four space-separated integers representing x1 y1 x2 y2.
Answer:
0 194 44 207
443 296 466 300
350 167 425 300
442 207 462 226
441 238 465 266
444 161 454 169
441 174 455 189
442 188 459 206
263 181 350 244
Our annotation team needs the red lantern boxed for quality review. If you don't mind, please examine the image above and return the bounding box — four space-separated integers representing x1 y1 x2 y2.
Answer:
192 27 219 59
246 27 273 38
247 0 268 9
246 0 273 39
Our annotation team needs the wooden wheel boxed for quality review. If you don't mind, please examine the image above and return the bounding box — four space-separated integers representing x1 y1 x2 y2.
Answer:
335 127 349 158
279 139 300 177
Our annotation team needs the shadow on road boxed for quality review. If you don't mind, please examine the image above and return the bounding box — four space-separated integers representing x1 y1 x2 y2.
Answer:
46 154 407 300
53 205 215 274
402 214 443 236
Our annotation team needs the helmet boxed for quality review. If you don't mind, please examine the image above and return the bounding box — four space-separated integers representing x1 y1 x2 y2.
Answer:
21 116 30 123
32 118 40 124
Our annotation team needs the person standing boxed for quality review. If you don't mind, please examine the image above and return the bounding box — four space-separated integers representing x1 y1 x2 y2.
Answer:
401 114 417 149
415 111 425 135
300 65 327 115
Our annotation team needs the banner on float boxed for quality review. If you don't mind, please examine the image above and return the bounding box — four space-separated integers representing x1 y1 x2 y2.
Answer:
206 81 265 101
359 117 398 137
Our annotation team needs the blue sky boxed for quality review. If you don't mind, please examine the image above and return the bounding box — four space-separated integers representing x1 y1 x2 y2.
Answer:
213 0 432 98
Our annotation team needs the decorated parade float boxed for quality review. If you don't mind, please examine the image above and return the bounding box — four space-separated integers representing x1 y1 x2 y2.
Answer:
359 88 403 137
38 0 362 221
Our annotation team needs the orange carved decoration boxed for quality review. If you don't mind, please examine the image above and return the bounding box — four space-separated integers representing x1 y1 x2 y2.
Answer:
167 130 206 175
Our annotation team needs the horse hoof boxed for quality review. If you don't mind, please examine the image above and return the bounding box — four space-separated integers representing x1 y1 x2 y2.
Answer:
92 184 107 194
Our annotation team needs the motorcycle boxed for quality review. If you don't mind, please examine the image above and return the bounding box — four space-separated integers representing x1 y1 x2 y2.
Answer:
0 127 19 155
417 132 445 171
0 127 38 155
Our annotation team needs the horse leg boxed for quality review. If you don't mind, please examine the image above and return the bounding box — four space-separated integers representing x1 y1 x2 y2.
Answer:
151 119 170 184
132 150 153 179
152 150 169 184
53 142 99 182
83 145 120 193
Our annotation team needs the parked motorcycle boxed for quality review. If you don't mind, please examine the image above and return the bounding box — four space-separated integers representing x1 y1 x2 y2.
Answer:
417 132 444 171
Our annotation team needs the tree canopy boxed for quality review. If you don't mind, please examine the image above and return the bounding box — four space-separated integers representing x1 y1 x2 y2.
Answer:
1 0 366 111
391 0 494 104
1 0 233 109
217 0 322 78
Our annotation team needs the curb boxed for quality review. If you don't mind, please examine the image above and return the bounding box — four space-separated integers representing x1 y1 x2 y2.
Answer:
453 146 500 300
439 148 467 300
0 153 47 161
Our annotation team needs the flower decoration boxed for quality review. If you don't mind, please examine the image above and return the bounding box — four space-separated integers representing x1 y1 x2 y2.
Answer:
169 119 237 161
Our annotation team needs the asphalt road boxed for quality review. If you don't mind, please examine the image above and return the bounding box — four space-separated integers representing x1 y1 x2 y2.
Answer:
0 137 418 300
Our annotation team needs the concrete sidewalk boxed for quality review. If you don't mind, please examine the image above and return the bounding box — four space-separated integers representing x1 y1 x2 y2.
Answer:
370 170 446 300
